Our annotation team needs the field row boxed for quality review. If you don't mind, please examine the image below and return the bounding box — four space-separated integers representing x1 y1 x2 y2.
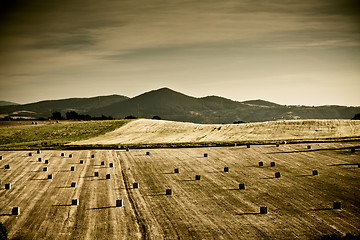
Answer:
0 142 359 239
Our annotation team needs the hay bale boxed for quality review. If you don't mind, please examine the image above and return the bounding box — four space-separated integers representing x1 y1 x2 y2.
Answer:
69 154 72 158
101 161 105 166
275 172 281 178
351 148 355 153
258 162 263 167
91 154 95 158
239 183 245 190
307 145 311 149
109 163 113 168
204 153 208 157
45 160 48 164
312 170 318 176
70 166 75 171
71 182 76 188
270 162 275 167
146 152 150 156
174 168 179 173
276 143 280 147
333 201 341 209
126 148 130 152
48 174 53 179
247 144 251 148
12 207 20 215
28 153 32 156
43 167 48 172
166 189 172 195
38 157 42 162
37 149 41 154
260 206 268 214
133 182 139 189
5 183 11 189
116 199 123 207
72 199 78 206
224 167 229 172
61 153 65 157
195 175 201 180
5 164 10 169
80 160 84 164
106 174 111 179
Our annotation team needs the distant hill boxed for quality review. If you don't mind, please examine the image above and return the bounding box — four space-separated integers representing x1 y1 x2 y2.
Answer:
1 88 359 123
89 88 360 123
0 95 128 119
0 100 18 106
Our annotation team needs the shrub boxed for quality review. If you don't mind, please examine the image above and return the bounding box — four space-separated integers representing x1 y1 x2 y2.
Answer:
352 113 360 120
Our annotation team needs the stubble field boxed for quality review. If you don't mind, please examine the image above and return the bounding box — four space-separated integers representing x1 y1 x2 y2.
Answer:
1 142 359 239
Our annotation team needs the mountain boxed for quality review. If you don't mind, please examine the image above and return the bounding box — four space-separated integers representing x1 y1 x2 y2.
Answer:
0 94 128 119
1 88 359 123
0 100 18 106
89 88 360 123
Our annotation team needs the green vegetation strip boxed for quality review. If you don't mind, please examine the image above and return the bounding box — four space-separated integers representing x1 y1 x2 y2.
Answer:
0 120 130 150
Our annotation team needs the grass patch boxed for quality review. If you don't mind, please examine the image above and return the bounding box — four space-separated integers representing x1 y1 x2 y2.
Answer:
0 120 131 149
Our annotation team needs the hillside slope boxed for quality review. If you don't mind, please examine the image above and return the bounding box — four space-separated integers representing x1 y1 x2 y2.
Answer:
70 119 360 146
0 94 129 118
89 88 360 123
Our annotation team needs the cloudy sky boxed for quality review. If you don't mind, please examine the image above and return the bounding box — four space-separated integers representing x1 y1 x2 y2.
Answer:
0 0 359 105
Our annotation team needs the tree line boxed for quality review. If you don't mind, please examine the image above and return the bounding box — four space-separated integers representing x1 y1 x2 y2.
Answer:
51 111 114 120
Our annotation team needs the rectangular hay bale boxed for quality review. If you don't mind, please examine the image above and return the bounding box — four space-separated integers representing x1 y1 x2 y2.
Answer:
116 199 123 207
260 206 268 214
12 207 20 215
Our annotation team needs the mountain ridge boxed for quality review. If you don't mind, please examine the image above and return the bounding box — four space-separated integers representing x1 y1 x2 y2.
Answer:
0 87 359 123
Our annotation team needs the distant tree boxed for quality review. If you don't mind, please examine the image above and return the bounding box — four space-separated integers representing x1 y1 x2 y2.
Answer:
124 115 137 119
152 115 161 120
66 111 79 120
51 111 64 120
0 222 7 240
352 113 360 120
233 121 246 124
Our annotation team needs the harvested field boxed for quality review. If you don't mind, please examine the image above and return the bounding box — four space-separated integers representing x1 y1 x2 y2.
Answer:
1 142 359 239
70 119 360 147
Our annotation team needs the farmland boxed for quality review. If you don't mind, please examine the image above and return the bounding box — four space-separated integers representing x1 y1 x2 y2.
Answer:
1 142 359 239
0 120 130 149
70 119 360 147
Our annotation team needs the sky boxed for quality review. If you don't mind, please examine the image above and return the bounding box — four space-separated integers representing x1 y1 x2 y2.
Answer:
0 0 359 106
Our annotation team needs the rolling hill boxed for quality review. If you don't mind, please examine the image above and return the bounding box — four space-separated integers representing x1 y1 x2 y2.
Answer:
89 88 360 123
0 95 128 119
1 87 359 123
0 100 18 106
70 119 360 147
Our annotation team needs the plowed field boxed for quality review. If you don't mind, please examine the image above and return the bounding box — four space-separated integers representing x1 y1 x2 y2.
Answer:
1 142 359 239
